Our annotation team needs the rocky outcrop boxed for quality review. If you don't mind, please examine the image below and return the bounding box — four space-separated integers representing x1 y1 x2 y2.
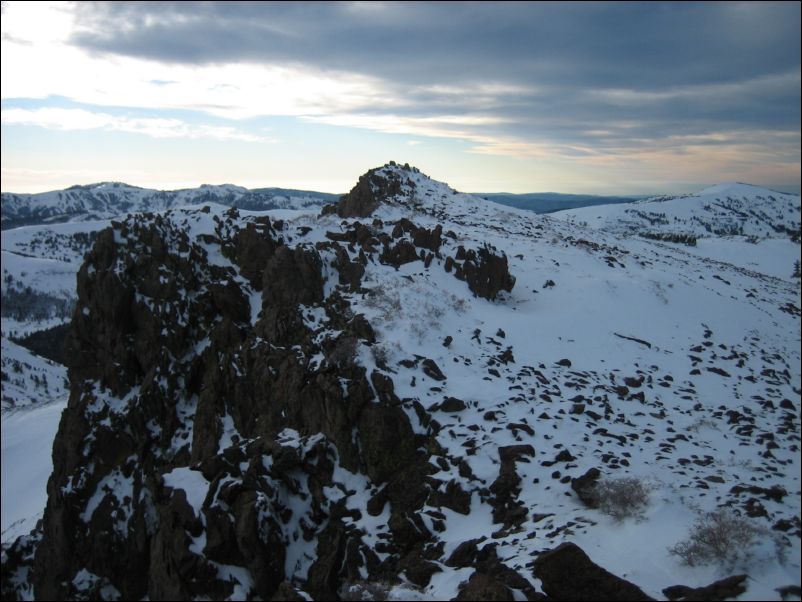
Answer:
324 162 416 218
533 542 655 601
18 205 440 601
489 445 534 528
450 245 516 300
462 246 516 300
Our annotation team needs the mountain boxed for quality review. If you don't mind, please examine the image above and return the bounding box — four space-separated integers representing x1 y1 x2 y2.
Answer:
477 192 640 214
0 182 339 230
1 164 800 600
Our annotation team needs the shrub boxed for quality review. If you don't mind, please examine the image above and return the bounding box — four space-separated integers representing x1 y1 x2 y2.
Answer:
370 343 389 369
327 335 358 368
338 580 392 601
590 476 653 521
668 508 767 569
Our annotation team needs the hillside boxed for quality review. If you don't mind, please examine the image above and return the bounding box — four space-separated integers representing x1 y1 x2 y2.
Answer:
553 183 801 281
555 183 800 239
1 164 800 601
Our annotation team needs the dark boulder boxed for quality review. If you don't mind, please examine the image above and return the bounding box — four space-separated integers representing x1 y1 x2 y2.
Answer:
663 574 748 601
461 246 515 301
533 542 654 601
571 467 602 507
358 402 417 482
453 572 514 601
446 538 485 568
380 239 420 267
228 219 279 289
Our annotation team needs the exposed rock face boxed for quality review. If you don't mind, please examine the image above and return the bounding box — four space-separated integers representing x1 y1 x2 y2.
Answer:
533 542 655 601
454 572 514 601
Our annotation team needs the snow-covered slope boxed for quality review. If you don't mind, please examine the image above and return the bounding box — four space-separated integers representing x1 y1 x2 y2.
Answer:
1 182 338 230
554 182 801 281
0 339 68 411
1 397 66 543
555 182 800 239
1 165 800 601
1 222 100 410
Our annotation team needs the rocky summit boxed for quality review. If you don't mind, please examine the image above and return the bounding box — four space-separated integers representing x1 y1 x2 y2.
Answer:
1 163 800 600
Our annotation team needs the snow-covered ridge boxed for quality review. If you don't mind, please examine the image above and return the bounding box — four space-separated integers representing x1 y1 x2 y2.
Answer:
1 182 339 230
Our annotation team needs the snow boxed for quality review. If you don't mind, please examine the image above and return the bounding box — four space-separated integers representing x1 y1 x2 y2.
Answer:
553 182 800 278
1 399 66 543
162 466 211 518
681 237 800 280
80 465 136 536
1 338 68 410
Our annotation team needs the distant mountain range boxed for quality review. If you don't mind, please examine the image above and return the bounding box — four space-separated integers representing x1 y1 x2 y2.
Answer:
0 182 339 230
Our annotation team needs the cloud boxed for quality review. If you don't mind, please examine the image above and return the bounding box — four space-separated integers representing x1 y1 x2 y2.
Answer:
1 1 799 189
68 2 800 89
1 107 271 142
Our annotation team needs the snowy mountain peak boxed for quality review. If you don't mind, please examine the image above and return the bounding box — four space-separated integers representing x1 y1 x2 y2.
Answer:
196 183 249 194
67 182 143 192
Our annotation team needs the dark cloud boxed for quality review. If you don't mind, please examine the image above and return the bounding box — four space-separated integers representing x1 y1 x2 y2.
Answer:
70 1 800 153
72 2 799 84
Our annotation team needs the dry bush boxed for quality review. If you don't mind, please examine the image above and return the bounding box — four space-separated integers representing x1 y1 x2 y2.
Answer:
338 580 392 601
591 476 653 521
669 508 766 569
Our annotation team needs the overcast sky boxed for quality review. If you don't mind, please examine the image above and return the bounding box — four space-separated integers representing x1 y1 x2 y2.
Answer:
2 1 799 194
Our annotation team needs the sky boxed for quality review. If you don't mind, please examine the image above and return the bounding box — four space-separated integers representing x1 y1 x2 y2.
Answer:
1 1 800 195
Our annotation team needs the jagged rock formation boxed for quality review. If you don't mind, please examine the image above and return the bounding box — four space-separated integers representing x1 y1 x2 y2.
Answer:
2 170 522 599
24 206 447 600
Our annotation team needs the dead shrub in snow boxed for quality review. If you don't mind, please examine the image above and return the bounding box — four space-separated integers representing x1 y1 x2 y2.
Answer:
363 288 402 320
590 476 653 521
668 508 770 569
338 580 392 601
327 335 358 368
370 343 389 369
